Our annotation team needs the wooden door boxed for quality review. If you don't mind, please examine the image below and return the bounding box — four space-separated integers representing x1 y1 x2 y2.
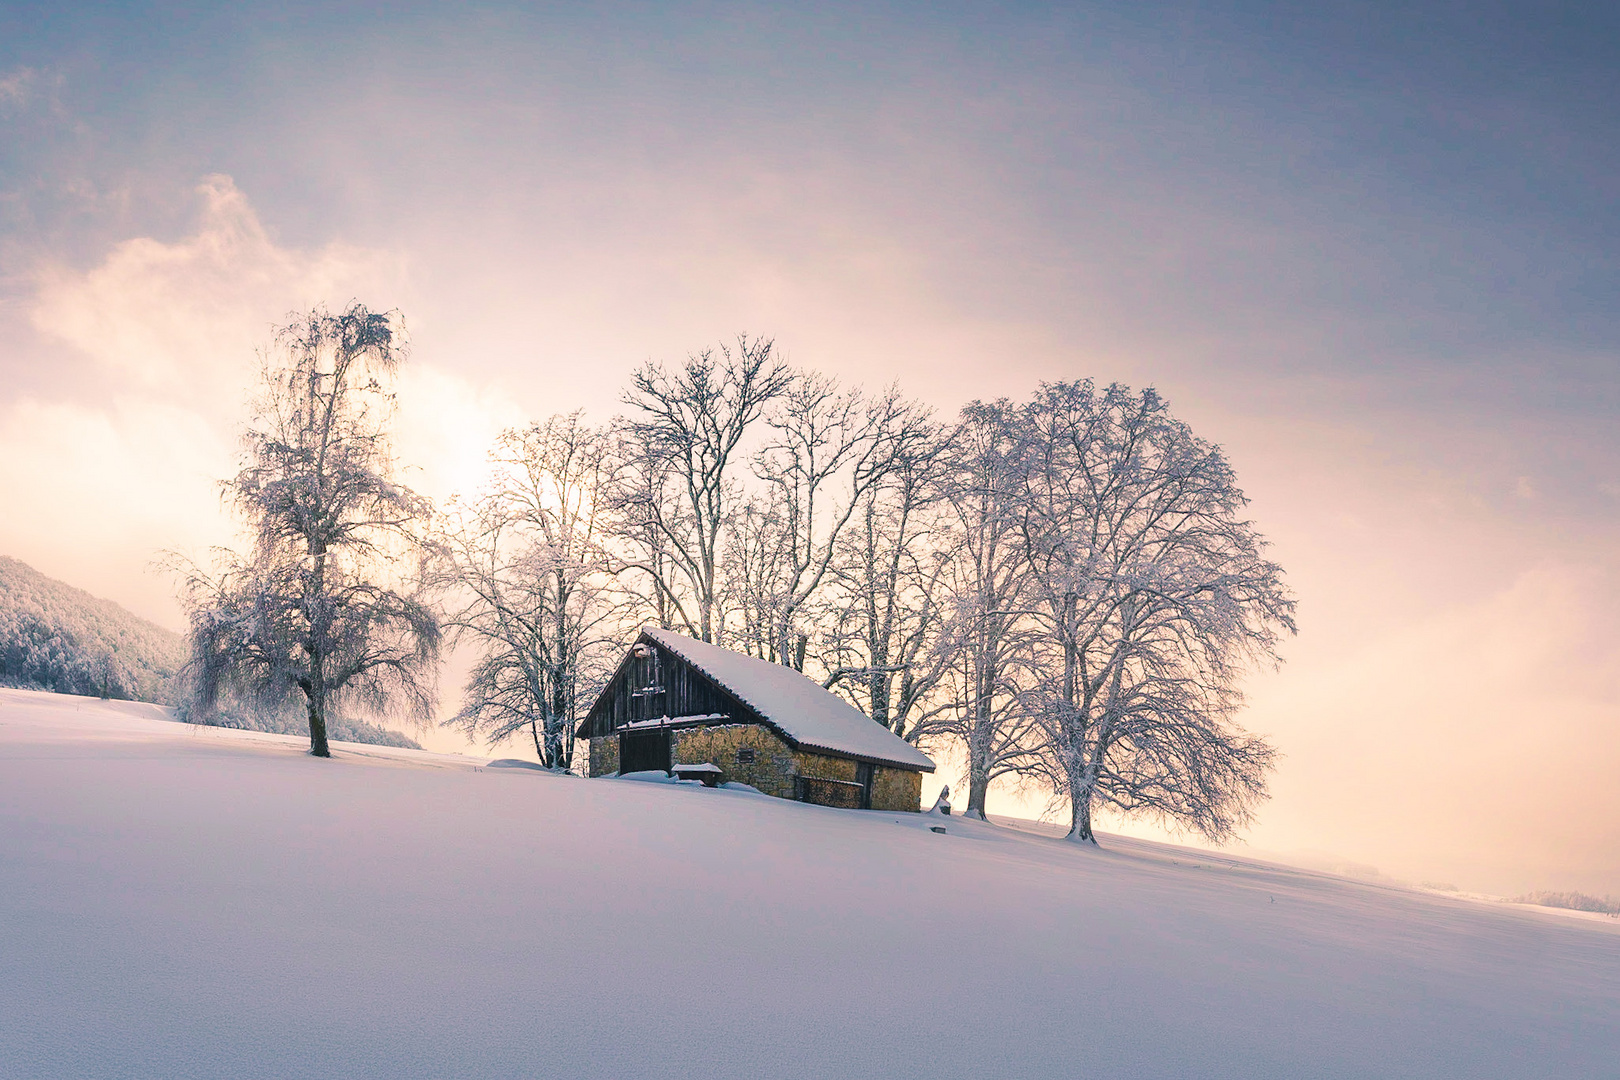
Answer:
619 729 671 775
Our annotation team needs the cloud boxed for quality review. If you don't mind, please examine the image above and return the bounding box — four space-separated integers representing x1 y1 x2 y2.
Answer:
0 67 35 112
30 175 403 401
2 176 519 625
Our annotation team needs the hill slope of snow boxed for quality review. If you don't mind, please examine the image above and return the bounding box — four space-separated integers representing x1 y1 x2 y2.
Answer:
1 687 1615 1079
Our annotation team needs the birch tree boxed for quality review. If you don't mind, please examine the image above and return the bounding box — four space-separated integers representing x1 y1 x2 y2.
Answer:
1015 381 1294 843
177 304 441 758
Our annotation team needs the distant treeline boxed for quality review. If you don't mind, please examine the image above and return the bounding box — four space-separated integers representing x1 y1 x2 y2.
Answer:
184 702 422 750
1515 891 1620 916
0 555 185 702
1 555 421 750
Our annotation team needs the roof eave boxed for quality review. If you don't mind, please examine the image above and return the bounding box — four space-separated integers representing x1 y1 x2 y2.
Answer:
793 741 936 773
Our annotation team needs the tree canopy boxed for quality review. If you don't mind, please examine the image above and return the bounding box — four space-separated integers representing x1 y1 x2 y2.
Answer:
176 303 441 757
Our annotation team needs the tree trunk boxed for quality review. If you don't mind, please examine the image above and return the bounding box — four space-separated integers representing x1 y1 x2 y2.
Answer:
965 654 995 819
965 770 991 820
548 666 570 770
306 692 331 758
869 669 891 730
895 671 915 737
1067 775 1096 843
306 533 332 757
868 633 891 729
1062 593 1078 705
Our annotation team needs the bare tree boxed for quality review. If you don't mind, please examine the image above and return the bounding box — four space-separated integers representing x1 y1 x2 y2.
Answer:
176 304 441 758
819 406 957 741
439 413 630 769
1014 381 1295 843
934 400 1042 819
733 381 928 670
612 336 792 643
723 490 796 662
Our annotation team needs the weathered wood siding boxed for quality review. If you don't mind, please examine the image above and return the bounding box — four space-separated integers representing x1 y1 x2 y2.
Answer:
581 637 758 736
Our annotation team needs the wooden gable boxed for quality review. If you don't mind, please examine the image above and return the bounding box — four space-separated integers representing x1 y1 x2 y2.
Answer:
577 631 766 739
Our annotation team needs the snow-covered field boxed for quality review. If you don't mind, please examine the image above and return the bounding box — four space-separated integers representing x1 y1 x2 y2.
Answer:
2 688 1616 1079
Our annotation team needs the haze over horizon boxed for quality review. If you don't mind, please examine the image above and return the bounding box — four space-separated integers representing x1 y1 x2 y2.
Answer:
3 2 1617 898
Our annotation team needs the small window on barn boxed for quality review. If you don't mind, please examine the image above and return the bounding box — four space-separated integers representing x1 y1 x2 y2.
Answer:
736 747 756 765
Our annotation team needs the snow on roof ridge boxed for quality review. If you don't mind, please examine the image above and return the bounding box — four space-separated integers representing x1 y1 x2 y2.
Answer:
641 627 936 772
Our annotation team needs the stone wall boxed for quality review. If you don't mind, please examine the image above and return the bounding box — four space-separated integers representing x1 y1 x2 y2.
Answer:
587 735 619 778
591 723 923 811
795 752 923 812
672 723 798 799
870 766 923 812
793 751 858 784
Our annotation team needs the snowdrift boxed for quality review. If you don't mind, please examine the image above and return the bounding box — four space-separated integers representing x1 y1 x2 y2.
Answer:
1 687 1615 1079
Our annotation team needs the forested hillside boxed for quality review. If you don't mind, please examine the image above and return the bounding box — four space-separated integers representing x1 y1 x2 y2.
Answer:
0 556 185 703
0 557 421 749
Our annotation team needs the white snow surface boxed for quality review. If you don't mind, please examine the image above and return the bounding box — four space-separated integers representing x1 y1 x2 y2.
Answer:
3 687 1618 1080
641 627 936 770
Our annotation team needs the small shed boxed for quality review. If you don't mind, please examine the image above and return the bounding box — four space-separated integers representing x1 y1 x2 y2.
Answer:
577 628 935 812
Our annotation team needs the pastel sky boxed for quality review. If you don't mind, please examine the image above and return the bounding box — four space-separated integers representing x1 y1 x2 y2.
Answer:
3 2 1617 895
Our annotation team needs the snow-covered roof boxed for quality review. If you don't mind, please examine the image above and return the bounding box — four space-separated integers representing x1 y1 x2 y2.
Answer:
640 628 936 772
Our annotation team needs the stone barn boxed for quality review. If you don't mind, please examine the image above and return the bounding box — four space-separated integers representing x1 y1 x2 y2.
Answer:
578 628 935 811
